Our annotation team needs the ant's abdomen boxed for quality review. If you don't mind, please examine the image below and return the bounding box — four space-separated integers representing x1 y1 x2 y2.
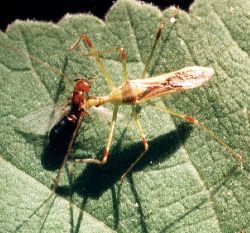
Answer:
49 115 78 147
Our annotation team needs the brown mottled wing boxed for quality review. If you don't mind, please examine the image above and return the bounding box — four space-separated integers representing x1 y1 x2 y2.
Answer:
130 66 214 103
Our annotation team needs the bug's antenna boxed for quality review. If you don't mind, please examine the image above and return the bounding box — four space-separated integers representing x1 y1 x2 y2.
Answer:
0 42 73 86
29 53 73 86
87 76 97 81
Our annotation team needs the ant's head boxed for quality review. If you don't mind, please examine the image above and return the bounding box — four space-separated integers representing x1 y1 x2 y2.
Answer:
74 79 91 93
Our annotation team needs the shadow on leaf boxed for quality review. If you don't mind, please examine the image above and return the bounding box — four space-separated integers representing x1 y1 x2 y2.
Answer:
71 122 193 199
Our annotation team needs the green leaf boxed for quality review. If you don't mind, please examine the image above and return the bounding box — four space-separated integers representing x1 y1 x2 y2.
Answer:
0 0 249 232
0 158 115 233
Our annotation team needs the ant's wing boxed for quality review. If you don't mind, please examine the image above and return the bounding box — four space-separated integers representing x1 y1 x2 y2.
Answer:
88 106 128 122
19 101 70 135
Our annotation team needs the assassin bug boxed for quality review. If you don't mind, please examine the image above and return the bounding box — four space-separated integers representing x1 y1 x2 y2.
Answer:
67 19 244 182
1 16 244 188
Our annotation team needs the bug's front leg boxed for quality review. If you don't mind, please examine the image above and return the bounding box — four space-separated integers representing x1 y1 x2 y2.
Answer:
69 34 129 88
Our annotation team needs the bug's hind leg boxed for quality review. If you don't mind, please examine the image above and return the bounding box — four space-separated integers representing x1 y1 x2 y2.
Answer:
149 102 244 167
121 105 149 181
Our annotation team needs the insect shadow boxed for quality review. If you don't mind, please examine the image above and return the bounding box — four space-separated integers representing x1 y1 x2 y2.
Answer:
69 122 193 199
13 127 68 171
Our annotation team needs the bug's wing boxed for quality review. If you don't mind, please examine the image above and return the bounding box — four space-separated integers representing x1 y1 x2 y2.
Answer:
19 101 70 135
131 66 214 102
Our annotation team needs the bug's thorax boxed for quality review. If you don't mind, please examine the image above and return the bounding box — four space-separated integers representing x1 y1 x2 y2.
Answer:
119 80 145 104
102 80 146 104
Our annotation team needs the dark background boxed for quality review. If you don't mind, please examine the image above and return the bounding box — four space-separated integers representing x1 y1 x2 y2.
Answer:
1 0 194 31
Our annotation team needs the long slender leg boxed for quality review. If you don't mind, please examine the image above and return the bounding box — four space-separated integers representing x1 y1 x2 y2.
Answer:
79 47 128 82
121 105 149 181
70 34 114 90
69 34 128 88
73 104 119 165
149 102 244 167
52 112 85 190
140 22 164 79
140 11 179 79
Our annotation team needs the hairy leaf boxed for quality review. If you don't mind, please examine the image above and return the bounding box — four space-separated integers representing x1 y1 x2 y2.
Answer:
0 0 249 232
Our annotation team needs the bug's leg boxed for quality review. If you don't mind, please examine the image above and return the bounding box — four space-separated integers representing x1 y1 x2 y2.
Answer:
69 34 128 88
79 47 128 82
121 105 149 182
149 102 244 167
73 104 119 166
140 22 164 79
52 112 85 190
69 34 115 90
140 11 179 79
119 47 128 82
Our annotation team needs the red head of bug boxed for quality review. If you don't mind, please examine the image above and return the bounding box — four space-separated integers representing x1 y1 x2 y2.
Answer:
72 79 91 106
